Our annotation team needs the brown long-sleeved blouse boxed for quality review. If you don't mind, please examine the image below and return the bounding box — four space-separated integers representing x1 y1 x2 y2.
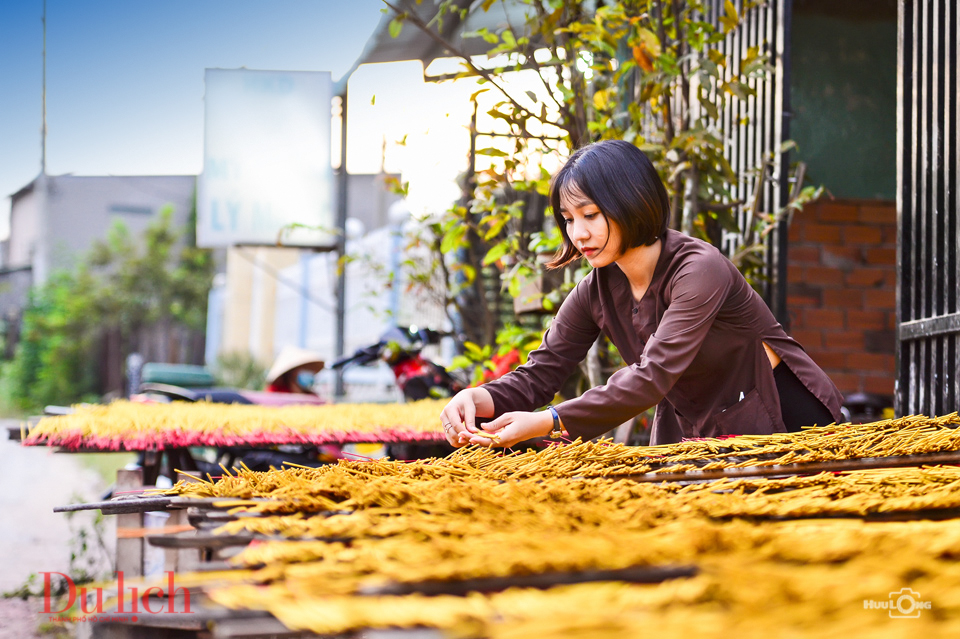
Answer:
483 230 843 445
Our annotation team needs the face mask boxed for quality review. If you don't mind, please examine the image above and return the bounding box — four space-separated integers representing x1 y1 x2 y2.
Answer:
296 371 316 389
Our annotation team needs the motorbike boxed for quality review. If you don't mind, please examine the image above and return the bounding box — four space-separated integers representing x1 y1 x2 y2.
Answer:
331 326 467 401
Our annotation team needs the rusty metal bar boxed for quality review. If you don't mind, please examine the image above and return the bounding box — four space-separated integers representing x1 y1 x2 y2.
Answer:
361 564 699 597
618 450 960 483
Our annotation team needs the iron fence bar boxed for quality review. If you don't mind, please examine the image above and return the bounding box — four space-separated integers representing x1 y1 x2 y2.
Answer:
685 1 787 315
910 0 921 416
919 0 930 415
941 0 952 414
896 0 911 414
895 0 960 416
900 312 960 340
953 0 960 413
934 0 944 416
774 0 791 324
932 0 941 325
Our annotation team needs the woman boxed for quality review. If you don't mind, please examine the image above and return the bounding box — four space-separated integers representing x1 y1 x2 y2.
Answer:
440 140 842 448
265 346 325 395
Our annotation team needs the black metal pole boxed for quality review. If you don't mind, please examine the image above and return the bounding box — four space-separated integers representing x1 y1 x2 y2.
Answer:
335 89 349 398
775 0 793 328
894 0 911 417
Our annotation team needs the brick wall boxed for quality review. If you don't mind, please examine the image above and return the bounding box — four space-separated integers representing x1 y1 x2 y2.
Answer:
787 199 897 398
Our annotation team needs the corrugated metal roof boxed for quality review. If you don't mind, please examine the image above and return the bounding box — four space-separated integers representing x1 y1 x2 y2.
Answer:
336 0 535 93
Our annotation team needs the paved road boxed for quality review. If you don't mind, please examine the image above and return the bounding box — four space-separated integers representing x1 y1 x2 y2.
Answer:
0 435 111 638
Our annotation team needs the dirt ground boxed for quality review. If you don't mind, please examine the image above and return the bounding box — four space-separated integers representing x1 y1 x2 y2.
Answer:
0 435 115 639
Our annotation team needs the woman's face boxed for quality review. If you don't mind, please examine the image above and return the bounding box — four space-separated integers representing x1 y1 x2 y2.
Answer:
559 186 622 268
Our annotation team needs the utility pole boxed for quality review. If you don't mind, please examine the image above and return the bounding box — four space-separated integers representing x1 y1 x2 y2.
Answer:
41 0 47 174
35 0 50 285
334 89 349 398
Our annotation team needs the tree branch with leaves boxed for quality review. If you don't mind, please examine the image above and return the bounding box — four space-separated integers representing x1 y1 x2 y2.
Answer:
384 0 817 385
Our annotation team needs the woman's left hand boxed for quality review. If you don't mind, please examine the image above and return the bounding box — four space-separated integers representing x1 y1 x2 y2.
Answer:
458 410 554 448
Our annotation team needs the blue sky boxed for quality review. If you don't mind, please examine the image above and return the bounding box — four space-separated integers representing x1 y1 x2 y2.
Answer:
0 0 386 230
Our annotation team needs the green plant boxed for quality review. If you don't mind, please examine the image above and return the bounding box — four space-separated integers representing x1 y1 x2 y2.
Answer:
63 504 112 585
3 505 110 599
3 272 100 409
386 0 820 391
213 351 269 390
3 506 106 639
3 573 56 600
2 206 214 410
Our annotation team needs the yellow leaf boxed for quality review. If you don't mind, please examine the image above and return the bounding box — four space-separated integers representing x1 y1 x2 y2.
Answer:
636 27 661 57
720 0 739 31
633 46 653 72
593 89 609 111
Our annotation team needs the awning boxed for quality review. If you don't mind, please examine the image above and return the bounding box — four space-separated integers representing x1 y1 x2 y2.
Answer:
335 0 536 94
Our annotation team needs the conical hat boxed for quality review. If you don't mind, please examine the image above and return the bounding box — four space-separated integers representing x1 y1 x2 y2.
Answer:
265 346 325 384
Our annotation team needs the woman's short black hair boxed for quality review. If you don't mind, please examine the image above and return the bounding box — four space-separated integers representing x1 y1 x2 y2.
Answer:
547 139 670 269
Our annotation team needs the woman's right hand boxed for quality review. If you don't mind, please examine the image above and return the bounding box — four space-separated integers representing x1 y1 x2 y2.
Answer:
440 387 495 447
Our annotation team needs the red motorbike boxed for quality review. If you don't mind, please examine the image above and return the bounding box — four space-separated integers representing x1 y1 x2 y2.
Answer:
332 326 466 401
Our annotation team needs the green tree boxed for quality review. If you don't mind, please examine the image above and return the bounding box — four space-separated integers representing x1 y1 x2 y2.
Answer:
388 0 821 375
3 206 214 410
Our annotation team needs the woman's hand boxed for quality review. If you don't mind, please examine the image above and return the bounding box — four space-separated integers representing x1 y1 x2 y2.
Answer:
459 410 553 448
439 387 495 447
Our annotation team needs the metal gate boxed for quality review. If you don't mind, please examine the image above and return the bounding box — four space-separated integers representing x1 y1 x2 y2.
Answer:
897 0 960 416
705 0 793 323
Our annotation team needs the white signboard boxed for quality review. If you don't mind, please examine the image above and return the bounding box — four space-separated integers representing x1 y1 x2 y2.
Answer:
198 69 334 248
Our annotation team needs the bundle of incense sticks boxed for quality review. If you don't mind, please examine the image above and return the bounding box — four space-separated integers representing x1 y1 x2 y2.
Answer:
107 415 960 636
172 467 960 637
157 414 960 501
23 399 448 450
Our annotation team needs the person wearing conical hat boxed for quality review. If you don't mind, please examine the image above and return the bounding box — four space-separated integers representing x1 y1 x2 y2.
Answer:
264 346 325 395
